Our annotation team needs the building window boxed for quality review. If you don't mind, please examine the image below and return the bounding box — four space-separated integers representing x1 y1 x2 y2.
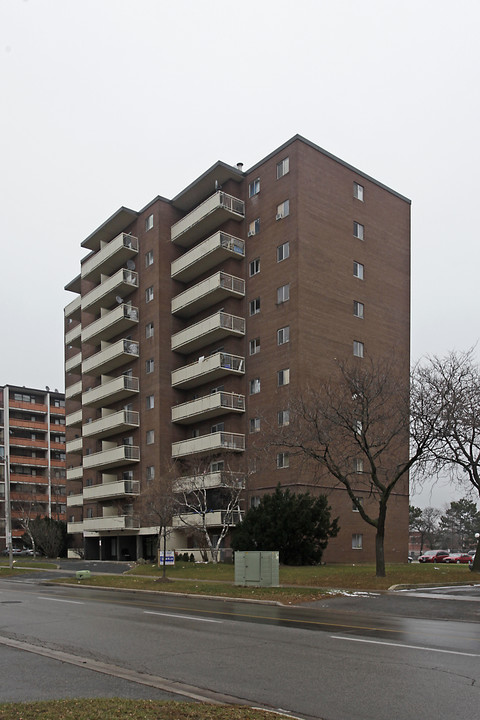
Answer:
210 460 224 472
145 250 154 267
146 358 154 374
248 218 260 236
277 368 290 386
146 322 154 338
352 533 363 549
353 261 364 280
276 157 289 179
146 466 155 481
250 495 261 508
250 378 261 395
353 221 364 240
353 458 364 473
249 258 260 276
146 395 154 409
352 497 364 512
211 422 224 434
145 286 154 303
277 452 289 469
249 297 261 315
146 430 154 445
249 337 260 355
249 178 260 197
353 182 364 201
276 199 290 220
353 301 364 319
277 283 290 304
250 417 261 433
353 341 364 358
277 326 290 345
145 214 153 231
277 241 290 262
278 409 290 426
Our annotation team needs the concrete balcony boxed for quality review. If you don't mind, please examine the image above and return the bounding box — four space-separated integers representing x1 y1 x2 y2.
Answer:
171 272 245 318
66 352 82 373
171 231 245 283
172 311 245 354
65 381 82 400
82 304 139 345
81 233 138 283
171 431 245 458
81 268 138 314
83 515 140 532
171 191 245 248
67 493 84 507
65 324 82 348
83 479 140 501
171 352 245 389
82 339 139 377
82 375 139 409
174 471 245 492
67 520 84 533
66 437 83 454
172 510 242 528
83 445 140 471
67 466 83 481
65 295 81 321
82 410 139 440
66 409 82 427
172 391 245 424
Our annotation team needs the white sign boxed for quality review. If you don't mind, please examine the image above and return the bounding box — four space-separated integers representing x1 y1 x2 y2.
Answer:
158 551 175 566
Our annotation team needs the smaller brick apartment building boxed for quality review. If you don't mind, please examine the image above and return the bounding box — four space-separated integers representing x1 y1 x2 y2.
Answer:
64 135 411 563
0 385 67 551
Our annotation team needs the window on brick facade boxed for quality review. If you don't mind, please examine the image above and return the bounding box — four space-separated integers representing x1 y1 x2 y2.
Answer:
249 338 260 355
249 258 260 276
277 368 290 386
249 178 260 197
146 395 154 409
249 297 261 315
250 378 261 395
249 417 261 433
276 157 289 179
353 182 364 201
277 241 290 262
353 458 364 473
248 218 260 236
145 250 154 267
353 221 364 240
277 326 290 345
211 422 224 434
278 409 290 426
146 358 154 374
146 466 155 481
353 341 364 358
353 261 364 280
145 214 153 231
146 430 154 445
277 452 289 469
276 199 290 220
352 497 364 512
277 283 290 303
145 286 154 303
352 533 363 549
353 301 364 319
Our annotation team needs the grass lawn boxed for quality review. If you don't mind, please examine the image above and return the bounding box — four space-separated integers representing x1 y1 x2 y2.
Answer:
0 699 290 720
0 559 57 571
52 561 477 604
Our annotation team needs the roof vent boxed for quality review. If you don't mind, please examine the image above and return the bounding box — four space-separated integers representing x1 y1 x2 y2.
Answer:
236 162 244 171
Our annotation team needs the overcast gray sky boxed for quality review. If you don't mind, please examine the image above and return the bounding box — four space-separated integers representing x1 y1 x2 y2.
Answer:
1 0 479 508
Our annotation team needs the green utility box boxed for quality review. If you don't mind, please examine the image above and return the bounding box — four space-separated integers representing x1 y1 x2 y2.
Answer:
76 570 91 580
234 551 279 587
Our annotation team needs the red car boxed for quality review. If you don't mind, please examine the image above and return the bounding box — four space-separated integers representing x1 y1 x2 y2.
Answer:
418 550 449 563
442 553 472 564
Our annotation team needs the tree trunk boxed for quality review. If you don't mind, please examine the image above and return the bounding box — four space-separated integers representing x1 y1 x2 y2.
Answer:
471 536 480 573
375 507 387 577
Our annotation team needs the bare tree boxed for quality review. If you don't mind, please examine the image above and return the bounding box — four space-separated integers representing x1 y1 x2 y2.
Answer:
409 505 440 554
139 472 176 580
276 356 435 577
173 457 245 563
11 498 39 555
415 350 480 570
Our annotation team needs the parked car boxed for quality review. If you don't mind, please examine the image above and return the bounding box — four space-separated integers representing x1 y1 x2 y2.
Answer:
443 552 472 564
418 550 449 563
2 547 34 556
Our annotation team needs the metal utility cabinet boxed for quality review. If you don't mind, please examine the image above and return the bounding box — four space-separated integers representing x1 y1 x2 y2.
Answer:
234 550 279 587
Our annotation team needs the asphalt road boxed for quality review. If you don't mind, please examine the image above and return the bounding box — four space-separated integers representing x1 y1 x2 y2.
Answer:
1 571 479 720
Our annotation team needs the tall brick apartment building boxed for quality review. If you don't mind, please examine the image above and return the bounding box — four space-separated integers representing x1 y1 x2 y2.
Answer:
64 135 410 563
0 385 66 552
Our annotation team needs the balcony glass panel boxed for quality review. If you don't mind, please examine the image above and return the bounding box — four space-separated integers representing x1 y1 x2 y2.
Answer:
172 391 245 424
82 409 139 439
171 431 245 458
171 311 245 354
171 232 245 283
82 339 139 376
171 192 245 247
172 272 245 317
82 375 139 409
171 352 245 389
82 304 139 345
83 445 140 470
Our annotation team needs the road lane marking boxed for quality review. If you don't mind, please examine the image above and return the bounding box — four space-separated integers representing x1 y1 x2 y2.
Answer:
37 596 84 605
144 610 222 623
331 635 480 657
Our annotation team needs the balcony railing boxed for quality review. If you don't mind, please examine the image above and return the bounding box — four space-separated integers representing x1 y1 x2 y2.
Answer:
171 191 245 247
171 352 245 389
172 510 242 528
66 409 82 427
171 231 245 283
65 352 82 373
172 311 245 354
67 466 83 481
67 520 84 533
66 493 84 507
82 339 139 377
83 515 140 531
174 471 245 493
83 445 140 470
172 391 245 424
82 304 139 345
65 381 82 400
82 375 139 409
82 409 139 439
171 272 245 317
65 324 82 347
66 437 83 454
83 479 140 501
81 233 138 283
81 268 138 314
171 431 245 458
